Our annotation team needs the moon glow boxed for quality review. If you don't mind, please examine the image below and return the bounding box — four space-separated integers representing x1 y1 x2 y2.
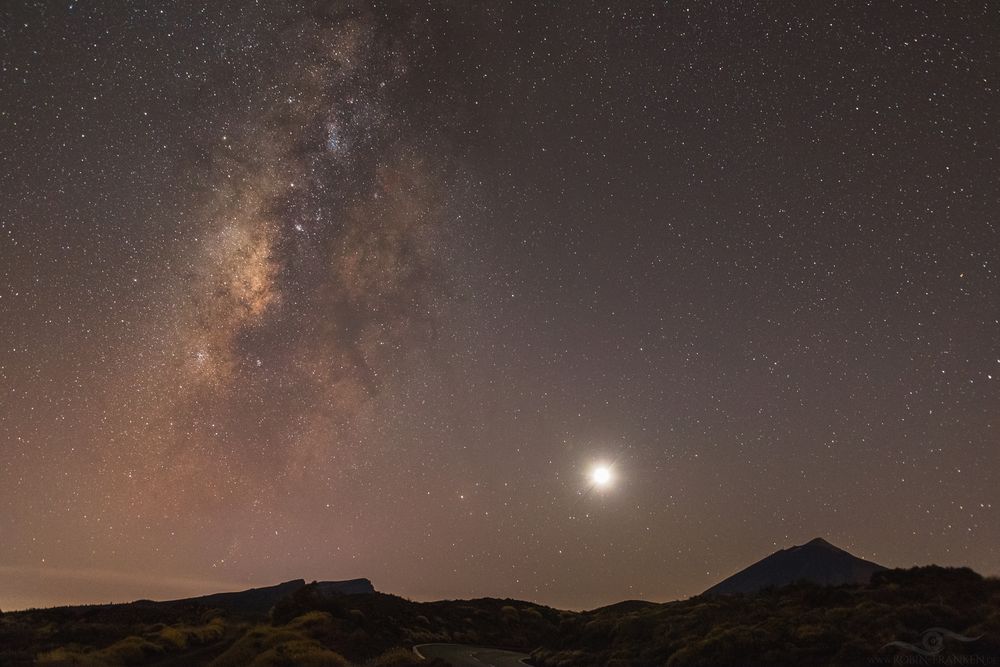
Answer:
590 465 613 488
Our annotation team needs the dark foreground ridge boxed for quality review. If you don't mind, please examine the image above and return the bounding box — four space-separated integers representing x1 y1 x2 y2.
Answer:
532 566 1000 666
2 562 998 665
703 537 887 595
149 578 376 613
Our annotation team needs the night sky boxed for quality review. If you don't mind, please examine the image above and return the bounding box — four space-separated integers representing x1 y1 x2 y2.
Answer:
2 1 998 612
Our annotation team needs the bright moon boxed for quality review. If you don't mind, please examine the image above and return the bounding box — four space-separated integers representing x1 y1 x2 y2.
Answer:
591 465 613 487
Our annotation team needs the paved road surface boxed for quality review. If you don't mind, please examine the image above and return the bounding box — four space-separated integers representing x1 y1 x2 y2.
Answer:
414 643 530 666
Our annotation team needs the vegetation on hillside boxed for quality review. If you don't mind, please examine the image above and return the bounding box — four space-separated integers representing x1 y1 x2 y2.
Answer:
532 567 1000 666
0 582 562 666
1 567 998 666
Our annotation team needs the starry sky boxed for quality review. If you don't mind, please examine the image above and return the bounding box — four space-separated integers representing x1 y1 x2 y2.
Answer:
1 1 998 612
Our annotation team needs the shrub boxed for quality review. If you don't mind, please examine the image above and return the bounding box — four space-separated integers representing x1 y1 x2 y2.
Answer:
247 639 348 667
97 635 164 664
210 626 306 667
371 646 425 666
36 647 106 666
157 625 188 649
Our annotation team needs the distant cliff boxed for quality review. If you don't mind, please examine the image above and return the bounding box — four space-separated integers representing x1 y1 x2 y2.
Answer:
148 577 375 613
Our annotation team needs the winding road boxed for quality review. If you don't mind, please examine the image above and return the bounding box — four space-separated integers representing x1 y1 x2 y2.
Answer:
414 643 530 666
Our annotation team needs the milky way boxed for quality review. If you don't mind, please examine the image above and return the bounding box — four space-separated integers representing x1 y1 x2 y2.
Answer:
151 5 458 484
104 5 472 584
1 1 998 610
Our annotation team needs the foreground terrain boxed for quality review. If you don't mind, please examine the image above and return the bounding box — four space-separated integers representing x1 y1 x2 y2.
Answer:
1 567 998 666
415 644 529 666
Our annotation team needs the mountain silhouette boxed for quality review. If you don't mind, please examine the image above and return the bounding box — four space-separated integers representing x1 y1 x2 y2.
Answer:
7 564 997 666
138 578 375 613
704 537 886 595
